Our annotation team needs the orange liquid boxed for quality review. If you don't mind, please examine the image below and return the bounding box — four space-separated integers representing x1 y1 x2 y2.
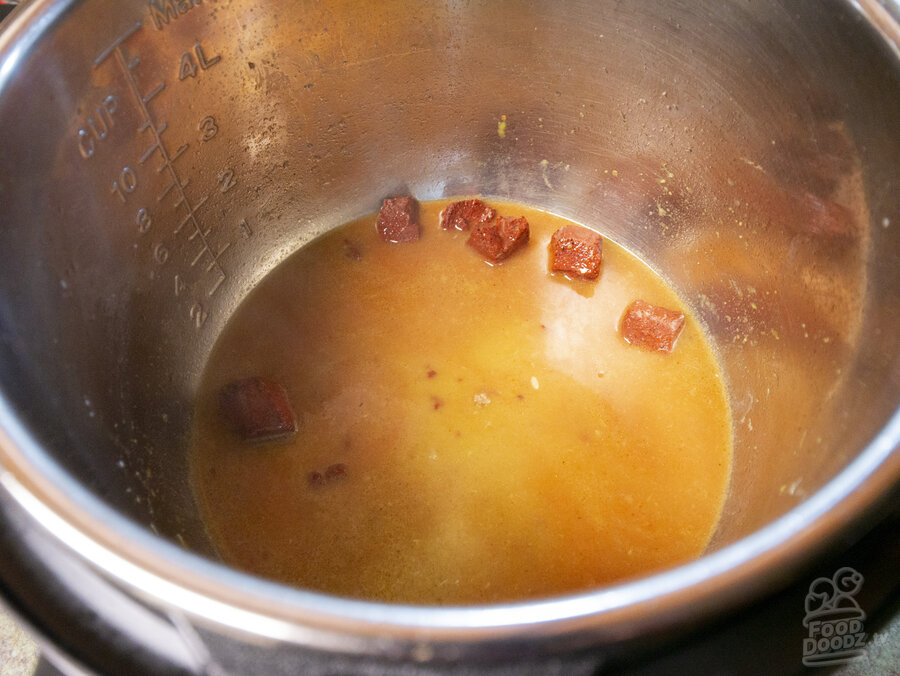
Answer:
191 199 732 604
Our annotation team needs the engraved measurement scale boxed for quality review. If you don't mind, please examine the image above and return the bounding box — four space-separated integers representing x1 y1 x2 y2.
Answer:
90 19 247 332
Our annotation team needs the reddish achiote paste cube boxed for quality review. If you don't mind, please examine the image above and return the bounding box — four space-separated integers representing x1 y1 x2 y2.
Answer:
467 215 530 262
620 300 686 353
308 463 348 488
549 225 603 279
439 199 496 231
218 377 297 442
325 463 347 480
376 196 421 243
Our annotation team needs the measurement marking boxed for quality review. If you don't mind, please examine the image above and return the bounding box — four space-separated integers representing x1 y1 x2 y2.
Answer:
208 272 226 297
195 44 221 70
139 142 159 164
112 40 227 283
205 242 231 271
194 194 208 211
142 82 165 104
189 227 211 242
158 154 186 174
169 143 189 162
174 195 208 234
190 248 206 267
139 120 168 135
93 22 142 67
172 180 193 204
156 181 176 202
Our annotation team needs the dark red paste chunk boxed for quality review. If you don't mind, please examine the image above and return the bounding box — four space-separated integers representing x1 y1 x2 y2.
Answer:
439 199 496 231
549 225 603 279
218 377 297 442
620 300 686 353
309 463 348 487
467 215 530 262
376 196 420 243
325 463 347 480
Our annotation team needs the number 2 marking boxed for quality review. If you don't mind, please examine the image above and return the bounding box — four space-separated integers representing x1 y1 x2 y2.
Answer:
190 302 209 328
218 168 236 193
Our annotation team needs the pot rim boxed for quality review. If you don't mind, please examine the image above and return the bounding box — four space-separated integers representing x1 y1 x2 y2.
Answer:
0 0 899 657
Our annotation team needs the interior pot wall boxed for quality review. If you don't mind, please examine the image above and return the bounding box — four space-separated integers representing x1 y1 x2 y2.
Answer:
0 0 897 565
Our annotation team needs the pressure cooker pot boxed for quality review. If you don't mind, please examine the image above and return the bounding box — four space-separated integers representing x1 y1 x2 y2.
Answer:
0 0 899 673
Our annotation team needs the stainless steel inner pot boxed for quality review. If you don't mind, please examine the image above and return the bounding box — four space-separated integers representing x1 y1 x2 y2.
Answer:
0 0 899 673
